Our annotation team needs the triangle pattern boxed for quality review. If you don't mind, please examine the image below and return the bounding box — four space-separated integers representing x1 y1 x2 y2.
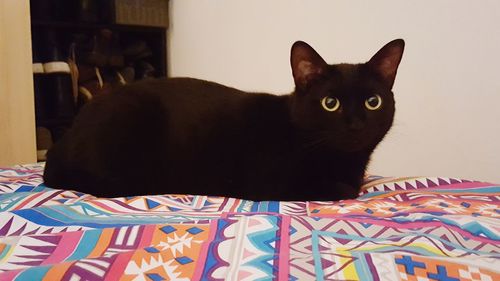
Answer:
427 179 438 187
242 248 256 259
416 180 427 189
394 183 404 190
405 182 415 189
320 256 335 269
145 198 161 209
438 178 450 185
0 217 14 236
168 206 181 212
248 218 262 227
238 270 253 280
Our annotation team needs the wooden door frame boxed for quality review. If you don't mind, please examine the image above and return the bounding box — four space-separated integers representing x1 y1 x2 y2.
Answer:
0 0 37 166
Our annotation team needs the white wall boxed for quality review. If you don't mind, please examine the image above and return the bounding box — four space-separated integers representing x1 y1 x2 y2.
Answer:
168 0 500 183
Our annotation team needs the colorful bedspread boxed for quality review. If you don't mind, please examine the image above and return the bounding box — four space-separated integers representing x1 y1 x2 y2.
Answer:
0 164 498 281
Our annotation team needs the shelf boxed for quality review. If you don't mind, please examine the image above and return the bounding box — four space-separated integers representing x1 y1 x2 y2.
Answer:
31 20 166 33
36 117 73 127
30 1 168 145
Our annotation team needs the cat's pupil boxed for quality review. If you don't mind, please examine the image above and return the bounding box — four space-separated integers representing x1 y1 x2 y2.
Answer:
326 98 336 106
367 96 378 106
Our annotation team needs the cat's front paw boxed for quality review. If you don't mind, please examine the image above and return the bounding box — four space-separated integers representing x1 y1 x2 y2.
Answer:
334 182 360 200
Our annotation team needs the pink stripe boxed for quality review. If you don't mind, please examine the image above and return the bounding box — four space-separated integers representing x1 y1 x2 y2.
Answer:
192 219 219 280
137 225 155 247
104 251 134 281
15 192 44 209
0 270 20 280
426 182 496 190
194 196 204 209
223 211 286 217
42 231 83 265
278 215 291 281
91 201 125 213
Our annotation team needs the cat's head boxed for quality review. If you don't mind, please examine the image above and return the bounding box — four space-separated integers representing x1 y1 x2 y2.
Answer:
289 39 405 153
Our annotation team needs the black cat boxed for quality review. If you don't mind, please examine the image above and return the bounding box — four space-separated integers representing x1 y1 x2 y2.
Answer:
44 39 405 201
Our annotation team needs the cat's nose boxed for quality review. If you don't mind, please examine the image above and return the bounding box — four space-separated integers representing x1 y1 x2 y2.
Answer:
348 119 365 131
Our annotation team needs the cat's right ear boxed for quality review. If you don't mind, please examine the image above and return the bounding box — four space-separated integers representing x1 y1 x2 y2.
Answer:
290 41 328 91
367 39 405 88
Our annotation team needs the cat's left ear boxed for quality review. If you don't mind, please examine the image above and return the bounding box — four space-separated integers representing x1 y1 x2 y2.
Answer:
290 41 328 91
367 39 405 88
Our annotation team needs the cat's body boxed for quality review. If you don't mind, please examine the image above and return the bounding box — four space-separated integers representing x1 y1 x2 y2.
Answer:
44 39 405 201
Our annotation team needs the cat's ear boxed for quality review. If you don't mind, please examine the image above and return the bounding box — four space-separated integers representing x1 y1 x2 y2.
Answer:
367 39 405 88
290 41 328 91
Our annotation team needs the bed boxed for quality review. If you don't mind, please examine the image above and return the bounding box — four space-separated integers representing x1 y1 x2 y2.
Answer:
0 164 498 280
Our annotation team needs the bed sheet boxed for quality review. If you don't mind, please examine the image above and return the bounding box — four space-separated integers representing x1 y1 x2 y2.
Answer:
0 164 498 280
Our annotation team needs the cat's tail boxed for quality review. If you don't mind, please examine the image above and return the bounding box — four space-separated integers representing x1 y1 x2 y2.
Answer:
43 140 73 190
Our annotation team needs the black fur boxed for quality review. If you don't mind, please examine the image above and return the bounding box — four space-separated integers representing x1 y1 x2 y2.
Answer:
44 39 405 201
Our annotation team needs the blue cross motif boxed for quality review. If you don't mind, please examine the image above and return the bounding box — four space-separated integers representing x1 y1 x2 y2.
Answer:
427 265 460 281
395 255 426 275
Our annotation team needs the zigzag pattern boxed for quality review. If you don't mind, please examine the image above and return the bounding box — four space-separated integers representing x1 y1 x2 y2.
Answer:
361 176 477 194
0 164 498 280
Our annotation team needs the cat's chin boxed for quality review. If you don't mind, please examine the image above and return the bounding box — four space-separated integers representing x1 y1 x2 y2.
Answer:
332 139 377 154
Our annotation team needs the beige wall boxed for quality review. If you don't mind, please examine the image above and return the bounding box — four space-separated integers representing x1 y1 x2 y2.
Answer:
0 0 37 166
169 0 500 182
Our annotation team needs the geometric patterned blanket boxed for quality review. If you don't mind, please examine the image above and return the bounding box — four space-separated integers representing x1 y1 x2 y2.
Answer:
0 164 498 280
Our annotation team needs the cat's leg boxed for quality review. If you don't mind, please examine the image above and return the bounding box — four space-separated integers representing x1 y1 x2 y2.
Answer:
333 181 361 199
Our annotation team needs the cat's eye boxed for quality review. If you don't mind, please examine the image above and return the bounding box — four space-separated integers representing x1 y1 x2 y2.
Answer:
365 95 382 110
321 97 340 112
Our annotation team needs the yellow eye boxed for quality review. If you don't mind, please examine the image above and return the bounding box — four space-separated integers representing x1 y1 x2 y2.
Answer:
365 95 382 110
321 96 340 112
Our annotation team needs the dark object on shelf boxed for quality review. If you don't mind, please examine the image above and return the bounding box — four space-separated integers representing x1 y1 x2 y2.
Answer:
29 0 168 148
123 40 153 62
135 60 156 80
76 0 100 22
84 29 113 67
31 22 166 77
40 31 76 120
32 38 48 121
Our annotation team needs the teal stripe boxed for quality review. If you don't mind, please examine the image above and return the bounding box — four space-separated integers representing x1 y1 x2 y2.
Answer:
15 266 50 281
237 200 250 212
262 201 269 212
351 251 374 280
36 184 55 190
311 231 324 281
66 229 102 261
74 202 108 216
0 244 11 260
260 202 268 212
0 194 23 210
0 193 19 201
32 185 51 192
